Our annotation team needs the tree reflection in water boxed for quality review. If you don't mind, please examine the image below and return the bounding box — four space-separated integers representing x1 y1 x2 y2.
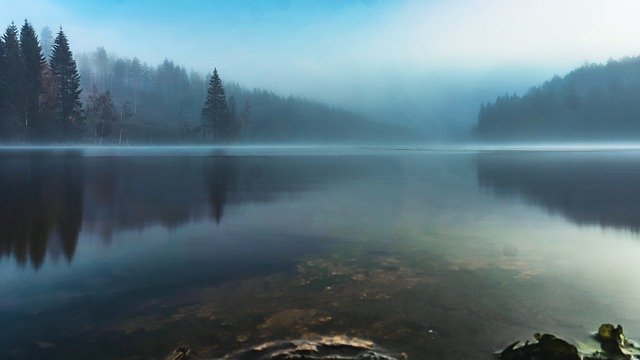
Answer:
0 151 376 269
0 153 84 269
477 151 640 232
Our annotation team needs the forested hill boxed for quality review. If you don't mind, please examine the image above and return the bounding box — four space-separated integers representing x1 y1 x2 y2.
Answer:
76 48 414 144
475 56 640 141
0 19 415 145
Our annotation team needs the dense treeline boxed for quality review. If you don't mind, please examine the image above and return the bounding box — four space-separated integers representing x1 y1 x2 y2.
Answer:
76 47 213 143
0 19 413 144
76 48 412 144
0 21 84 142
224 83 413 143
475 56 640 140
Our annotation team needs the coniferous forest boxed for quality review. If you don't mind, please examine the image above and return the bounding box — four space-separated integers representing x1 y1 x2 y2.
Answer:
475 56 640 141
0 20 412 145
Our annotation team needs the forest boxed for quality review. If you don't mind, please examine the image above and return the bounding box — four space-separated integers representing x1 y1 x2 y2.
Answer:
475 55 640 140
0 20 412 145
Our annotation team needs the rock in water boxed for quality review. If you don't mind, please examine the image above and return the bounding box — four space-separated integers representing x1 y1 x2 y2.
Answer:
595 323 632 359
500 333 580 360
500 324 640 360
535 333 581 360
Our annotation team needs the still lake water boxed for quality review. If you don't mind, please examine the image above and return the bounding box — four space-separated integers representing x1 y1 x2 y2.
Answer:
1 148 640 359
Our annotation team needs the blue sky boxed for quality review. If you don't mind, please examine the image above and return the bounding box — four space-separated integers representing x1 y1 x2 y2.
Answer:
2 1 401 92
2 0 640 117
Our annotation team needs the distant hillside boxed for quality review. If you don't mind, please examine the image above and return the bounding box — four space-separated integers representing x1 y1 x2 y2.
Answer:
224 83 414 144
77 48 415 144
475 56 640 140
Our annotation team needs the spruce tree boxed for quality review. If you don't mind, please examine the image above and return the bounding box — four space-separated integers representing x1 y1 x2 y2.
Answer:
0 40 5 101
0 38 6 138
20 20 45 135
50 28 83 141
201 68 228 142
2 22 25 135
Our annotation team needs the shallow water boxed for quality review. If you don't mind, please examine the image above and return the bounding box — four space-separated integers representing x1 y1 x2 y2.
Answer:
1 148 639 359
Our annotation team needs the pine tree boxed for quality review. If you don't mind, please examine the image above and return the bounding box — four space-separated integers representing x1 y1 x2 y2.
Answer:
20 20 45 136
0 37 7 138
50 28 83 141
2 22 26 135
201 68 228 142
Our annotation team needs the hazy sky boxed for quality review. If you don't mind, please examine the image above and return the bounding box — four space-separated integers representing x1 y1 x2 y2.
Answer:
3 0 640 125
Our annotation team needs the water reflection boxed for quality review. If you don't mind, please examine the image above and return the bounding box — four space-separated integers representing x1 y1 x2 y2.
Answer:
477 151 640 232
3 150 640 359
0 153 84 269
206 155 236 224
0 152 379 269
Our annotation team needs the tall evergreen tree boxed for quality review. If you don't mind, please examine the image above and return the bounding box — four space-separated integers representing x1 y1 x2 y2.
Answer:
201 68 228 142
0 37 6 138
2 22 25 135
0 40 5 100
20 20 45 134
50 28 83 141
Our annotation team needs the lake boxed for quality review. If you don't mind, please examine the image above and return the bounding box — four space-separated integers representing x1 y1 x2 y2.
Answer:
1 148 639 359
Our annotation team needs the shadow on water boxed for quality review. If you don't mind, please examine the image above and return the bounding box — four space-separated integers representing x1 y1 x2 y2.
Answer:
477 151 640 232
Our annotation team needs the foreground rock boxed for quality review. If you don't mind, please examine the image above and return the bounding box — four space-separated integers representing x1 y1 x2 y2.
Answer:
499 324 640 360
500 333 580 360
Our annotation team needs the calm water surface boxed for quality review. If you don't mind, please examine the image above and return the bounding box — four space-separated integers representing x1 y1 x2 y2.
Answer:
1 148 640 359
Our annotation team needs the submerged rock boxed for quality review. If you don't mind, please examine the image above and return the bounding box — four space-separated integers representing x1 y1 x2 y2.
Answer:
215 335 400 360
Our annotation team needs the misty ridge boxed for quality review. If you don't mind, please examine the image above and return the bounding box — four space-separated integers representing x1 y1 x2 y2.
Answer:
476 56 640 141
4 18 640 146
0 20 414 145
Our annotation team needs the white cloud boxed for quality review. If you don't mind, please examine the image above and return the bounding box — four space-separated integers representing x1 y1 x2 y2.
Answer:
366 0 640 69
